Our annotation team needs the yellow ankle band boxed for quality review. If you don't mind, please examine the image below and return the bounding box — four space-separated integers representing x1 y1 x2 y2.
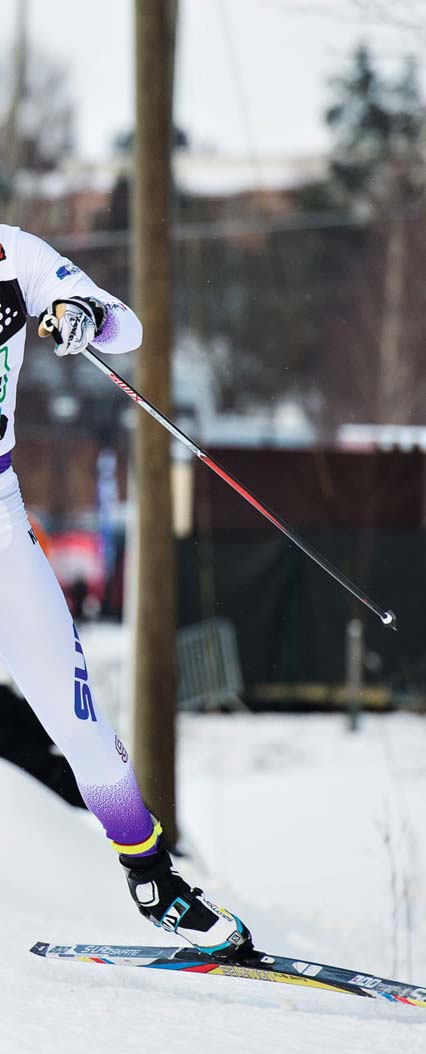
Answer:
112 820 162 855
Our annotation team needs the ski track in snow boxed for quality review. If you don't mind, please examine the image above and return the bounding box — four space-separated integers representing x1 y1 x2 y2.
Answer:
1 710 426 1053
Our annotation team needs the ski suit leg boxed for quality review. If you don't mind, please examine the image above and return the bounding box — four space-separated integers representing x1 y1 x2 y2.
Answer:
0 467 154 850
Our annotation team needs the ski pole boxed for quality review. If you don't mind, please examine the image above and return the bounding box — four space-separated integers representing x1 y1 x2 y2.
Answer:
82 346 397 631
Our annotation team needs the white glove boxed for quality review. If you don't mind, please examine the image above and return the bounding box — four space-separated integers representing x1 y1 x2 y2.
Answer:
38 298 106 356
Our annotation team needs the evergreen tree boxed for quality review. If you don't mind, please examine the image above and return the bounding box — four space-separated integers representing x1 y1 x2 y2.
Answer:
322 46 426 424
326 45 426 214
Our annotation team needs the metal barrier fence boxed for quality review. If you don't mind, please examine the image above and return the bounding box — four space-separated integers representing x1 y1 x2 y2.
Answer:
176 617 244 711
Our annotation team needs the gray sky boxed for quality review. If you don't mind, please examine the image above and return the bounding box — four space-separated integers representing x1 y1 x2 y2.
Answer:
3 0 426 161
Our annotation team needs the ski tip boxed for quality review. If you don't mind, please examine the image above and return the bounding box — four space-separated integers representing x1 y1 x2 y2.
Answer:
381 610 397 632
30 942 50 957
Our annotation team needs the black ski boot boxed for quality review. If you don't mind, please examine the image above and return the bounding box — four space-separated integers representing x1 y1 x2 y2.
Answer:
120 844 252 959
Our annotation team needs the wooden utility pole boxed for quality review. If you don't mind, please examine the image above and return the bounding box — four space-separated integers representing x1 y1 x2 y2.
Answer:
132 0 178 846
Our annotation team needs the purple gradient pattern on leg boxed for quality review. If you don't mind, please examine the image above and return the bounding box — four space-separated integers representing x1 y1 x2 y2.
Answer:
0 452 12 473
80 767 154 846
95 307 120 345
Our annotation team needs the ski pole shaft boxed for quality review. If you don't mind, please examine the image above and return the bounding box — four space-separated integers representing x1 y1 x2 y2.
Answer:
82 346 397 630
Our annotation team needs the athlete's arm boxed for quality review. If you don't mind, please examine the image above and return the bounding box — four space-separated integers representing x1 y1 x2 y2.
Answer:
15 229 143 355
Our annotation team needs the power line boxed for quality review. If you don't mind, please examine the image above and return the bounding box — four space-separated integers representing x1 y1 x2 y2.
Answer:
216 0 263 187
255 0 426 43
51 203 425 254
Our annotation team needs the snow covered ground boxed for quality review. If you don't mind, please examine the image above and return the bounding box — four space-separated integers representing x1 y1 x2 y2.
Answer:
2 710 426 1053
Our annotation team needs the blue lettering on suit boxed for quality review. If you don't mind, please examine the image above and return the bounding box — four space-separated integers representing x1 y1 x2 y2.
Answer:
73 624 97 721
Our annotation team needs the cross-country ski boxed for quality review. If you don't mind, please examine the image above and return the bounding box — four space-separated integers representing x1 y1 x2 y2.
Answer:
30 941 426 1007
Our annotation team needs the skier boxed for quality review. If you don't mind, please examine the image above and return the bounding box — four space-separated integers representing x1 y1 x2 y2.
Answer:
0 223 251 959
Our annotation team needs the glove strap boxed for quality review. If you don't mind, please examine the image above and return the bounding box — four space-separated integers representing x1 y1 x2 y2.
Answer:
38 312 62 344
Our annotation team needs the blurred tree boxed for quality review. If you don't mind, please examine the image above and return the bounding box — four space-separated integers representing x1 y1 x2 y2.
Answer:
172 47 426 424
87 41 426 434
327 46 426 209
324 45 426 423
96 125 189 232
0 0 74 222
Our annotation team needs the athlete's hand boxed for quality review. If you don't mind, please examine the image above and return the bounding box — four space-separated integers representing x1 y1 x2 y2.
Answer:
38 298 106 356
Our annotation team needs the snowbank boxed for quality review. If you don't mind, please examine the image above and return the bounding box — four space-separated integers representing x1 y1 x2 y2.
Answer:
1 712 426 1052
